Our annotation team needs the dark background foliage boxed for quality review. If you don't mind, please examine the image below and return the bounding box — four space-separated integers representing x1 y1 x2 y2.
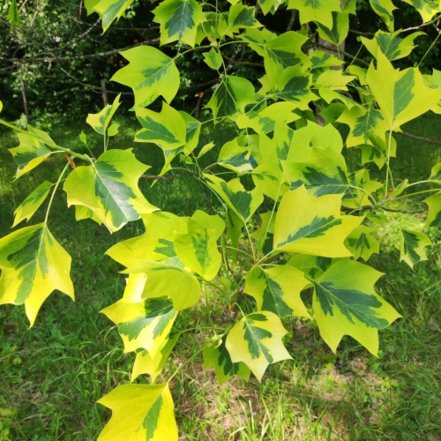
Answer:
1 0 440 122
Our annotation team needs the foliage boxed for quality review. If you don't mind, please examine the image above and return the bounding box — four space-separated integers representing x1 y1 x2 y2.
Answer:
1 0 441 439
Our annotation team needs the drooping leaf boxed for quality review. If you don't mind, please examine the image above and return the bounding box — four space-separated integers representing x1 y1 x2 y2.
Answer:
64 149 157 233
273 185 362 257
134 102 187 150
345 225 380 261
102 296 177 353
111 46 180 108
12 181 53 227
360 30 424 61
204 174 263 222
207 75 256 120
244 265 310 318
369 0 396 30
366 52 441 129
153 0 205 47
203 335 250 384
174 210 225 280
86 94 121 136
98 384 178 441
287 0 342 28
225 311 292 381
0 224 74 326
312 260 401 355
85 0 135 32
399 229 431 268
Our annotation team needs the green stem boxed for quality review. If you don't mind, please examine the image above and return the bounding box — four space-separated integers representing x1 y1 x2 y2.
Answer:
391 188 439 201
405 179 441 188
384 130 394 198
244 222 256 261
44 162 70 225
223 245 254 259
418 28 441 68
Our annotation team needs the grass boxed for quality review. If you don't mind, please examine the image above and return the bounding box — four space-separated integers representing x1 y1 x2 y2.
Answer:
0 113 440 440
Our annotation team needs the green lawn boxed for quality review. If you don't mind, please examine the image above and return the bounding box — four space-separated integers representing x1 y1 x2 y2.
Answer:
0 114 440 440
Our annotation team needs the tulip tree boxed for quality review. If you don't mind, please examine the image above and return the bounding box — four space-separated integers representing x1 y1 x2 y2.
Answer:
1 0 441 439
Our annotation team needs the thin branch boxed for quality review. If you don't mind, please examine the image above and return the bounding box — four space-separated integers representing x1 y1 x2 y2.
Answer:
397 131 441 147
316 43 369 66
141 173 196 181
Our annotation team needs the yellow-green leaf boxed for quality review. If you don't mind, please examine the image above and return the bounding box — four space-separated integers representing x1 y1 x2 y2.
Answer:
203 335 250 384
9 127 57 178
174 210 225 280
111 46 180 108
244 265 310 318
0 224 74 326
273 185 362 257
287 0 342 28
227 4 258 35
153 0 205 47
106 211 189 268
85 0 135 32
132 335 179 382
204 174 263 222
98 383 178 441
360 30 424 61
366 52 441 129
102 296 177 353
337 104 388 148
345 225 380 261
402 0 441 22
400 229 431 268
203 48 223 70
124 263 201 311
135 102 187 150
424 192 441 229
284 147 349 197
312 260 401 355
369 0 396 31
12 181 53 227
226 311 292 381
316 12 350 46
86 94 121 136
64 149 157 233
207 75 256 120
